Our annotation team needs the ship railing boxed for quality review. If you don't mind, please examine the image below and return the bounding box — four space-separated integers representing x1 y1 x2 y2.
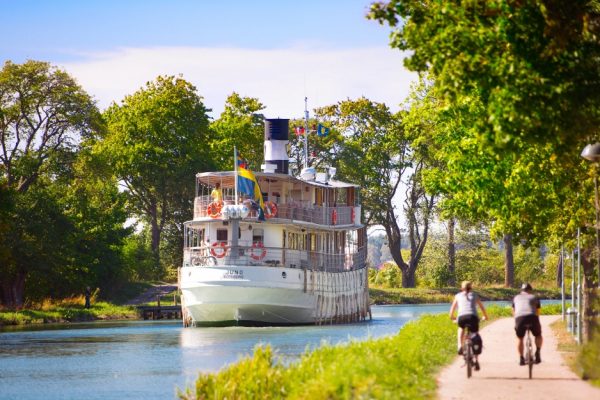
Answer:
194 195 358 226
183 244 367 272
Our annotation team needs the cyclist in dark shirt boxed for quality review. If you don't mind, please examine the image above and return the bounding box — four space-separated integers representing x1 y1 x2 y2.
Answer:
512 283 543 365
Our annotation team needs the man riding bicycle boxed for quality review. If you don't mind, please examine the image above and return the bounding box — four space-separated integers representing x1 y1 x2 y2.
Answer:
449 281 489 370
512 283 543 365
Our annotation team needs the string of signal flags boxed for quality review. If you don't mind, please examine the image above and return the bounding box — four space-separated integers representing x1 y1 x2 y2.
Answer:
294 123 330 137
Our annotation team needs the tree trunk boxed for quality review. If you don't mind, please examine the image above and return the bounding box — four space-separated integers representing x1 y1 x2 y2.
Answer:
1 271 26 308
581 249 598 342
149 202 162 277
504 234 514 287
556 252 563 288
447 218 456 286
401 267 416 288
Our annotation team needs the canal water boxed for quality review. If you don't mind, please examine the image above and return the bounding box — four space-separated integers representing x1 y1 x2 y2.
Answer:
0 301 555 400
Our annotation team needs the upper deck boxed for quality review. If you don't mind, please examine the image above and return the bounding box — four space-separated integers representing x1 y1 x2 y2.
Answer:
193 171 362 228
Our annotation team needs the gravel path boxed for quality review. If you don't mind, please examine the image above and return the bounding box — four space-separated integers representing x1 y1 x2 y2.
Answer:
437 315 600 400
124 284 177 305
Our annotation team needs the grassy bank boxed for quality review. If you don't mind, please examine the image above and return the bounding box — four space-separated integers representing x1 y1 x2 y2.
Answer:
369 286 563 305
551 318 600 388
179 314 457 400
0 296 137 326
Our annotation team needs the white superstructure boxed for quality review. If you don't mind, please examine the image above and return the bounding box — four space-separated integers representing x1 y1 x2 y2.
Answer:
178 118 370 326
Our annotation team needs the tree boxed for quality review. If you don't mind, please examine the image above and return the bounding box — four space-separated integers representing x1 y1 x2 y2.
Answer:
370 0 599 336
369 1 600 149
317 97 434 287
0 60 100 306
402 79 579 287
0 60 100 192
101 76 213 276
210 93 266 170
59 143 130 297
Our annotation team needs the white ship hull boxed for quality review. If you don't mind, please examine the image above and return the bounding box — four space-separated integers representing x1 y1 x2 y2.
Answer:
180 265 369 325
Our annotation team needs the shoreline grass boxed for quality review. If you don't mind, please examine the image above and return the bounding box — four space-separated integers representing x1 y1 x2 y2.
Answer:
369 286 563 305
0 296 137 327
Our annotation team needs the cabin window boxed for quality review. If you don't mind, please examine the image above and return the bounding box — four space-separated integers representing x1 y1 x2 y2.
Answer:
253 228 264 244
271 192 280 203
290 189 301 201
186 226 205 248
217 229 228 242
337 189 347 206
309 233 317 251
315 188 323 205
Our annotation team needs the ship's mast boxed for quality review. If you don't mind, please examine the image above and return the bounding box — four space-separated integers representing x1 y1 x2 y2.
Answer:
234 146 239 204
303 97 309 169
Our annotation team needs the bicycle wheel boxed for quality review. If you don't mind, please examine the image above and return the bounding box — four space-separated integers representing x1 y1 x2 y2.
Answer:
466 340 473 378
526 333 533 379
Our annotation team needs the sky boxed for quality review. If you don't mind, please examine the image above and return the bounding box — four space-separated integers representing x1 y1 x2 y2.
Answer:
1 0 417 119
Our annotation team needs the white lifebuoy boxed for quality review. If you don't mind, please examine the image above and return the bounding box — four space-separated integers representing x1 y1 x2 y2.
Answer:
210 241 227 258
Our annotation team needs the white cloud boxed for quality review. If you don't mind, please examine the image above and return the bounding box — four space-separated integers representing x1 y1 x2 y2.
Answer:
61 46 417 119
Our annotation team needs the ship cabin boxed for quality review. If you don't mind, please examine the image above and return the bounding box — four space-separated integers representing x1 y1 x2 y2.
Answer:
183 171 367 273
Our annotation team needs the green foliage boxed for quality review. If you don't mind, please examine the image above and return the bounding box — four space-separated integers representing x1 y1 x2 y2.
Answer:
513 246 546 286
101 75 213 277
415 233 452 288
486 302 566 318
0 60 100 192
369 1 600 149
121 233 160 281
369 286 562 305
0 60 104 306
368 2 600 307
180 314 456 400
210 93 266 170
371 262 402 288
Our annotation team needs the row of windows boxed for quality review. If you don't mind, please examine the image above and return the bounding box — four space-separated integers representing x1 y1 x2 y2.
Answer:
185 226 361 254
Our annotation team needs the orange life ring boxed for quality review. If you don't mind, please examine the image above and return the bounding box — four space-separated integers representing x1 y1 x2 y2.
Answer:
350 207 355 222
250 241 267 260
265 201 277 218
207 201 222 218
332 209 338 225
210 241 227 258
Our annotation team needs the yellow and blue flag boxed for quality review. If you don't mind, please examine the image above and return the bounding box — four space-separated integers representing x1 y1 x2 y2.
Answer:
237 162 265 221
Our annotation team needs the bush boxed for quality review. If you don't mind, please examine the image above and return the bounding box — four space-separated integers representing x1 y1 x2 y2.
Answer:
371 262 402 288
578 295 600 384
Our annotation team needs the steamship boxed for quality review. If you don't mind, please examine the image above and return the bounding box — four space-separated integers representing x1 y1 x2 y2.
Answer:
178 115 370 326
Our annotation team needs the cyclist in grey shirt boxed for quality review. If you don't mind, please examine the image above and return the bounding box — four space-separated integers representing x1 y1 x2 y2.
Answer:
450 281 488 370
512 283 543 365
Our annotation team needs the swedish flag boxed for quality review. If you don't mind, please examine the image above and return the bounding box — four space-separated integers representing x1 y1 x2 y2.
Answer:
238 164 265 221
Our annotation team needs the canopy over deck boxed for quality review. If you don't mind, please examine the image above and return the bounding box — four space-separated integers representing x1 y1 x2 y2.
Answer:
196 171 359 189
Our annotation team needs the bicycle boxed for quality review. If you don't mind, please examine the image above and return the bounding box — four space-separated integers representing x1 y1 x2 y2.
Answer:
523 323 534 379
462 325 475 378
190 254 217 267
